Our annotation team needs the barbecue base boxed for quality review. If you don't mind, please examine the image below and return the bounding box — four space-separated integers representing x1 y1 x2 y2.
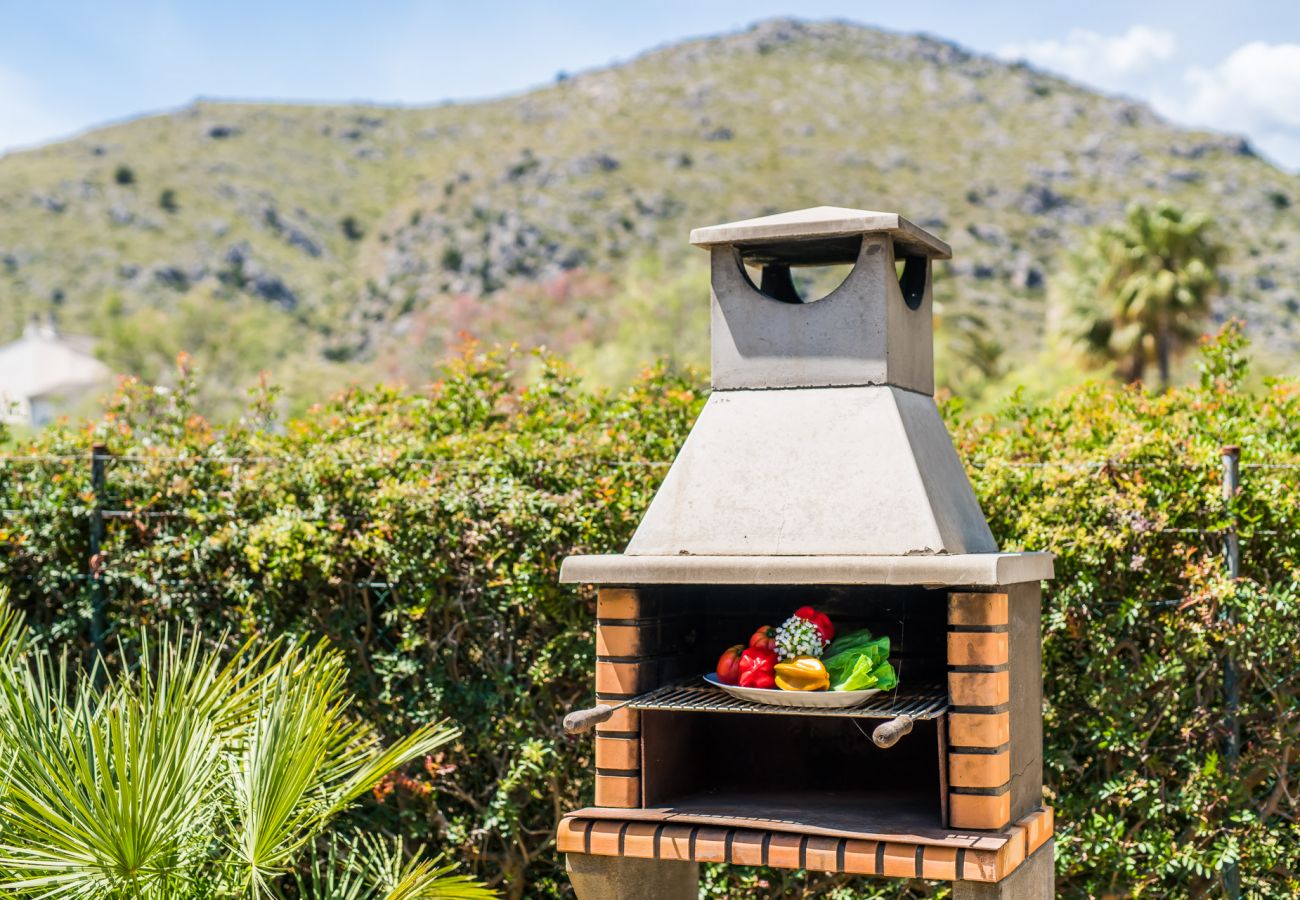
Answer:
558 804 1052 883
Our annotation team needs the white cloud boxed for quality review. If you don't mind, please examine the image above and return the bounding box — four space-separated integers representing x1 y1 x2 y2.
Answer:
0 65 81 154
1175 41 1300 168
1000 29 1300 171
998 25 1177 91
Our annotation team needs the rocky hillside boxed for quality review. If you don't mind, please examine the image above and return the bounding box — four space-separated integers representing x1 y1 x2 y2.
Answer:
1 19 1297 405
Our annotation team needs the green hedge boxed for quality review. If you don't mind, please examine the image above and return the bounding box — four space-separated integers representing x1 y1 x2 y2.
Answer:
2 329 1298 898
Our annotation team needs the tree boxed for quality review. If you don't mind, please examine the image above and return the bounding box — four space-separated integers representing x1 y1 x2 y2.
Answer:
0 597 495 900
1051 202 1224 388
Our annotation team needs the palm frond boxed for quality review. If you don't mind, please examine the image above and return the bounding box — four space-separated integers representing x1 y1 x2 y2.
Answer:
0 623 222 899
0 595 473 900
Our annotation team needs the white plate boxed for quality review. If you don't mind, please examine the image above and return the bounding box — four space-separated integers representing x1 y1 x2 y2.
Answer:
704 673 882 708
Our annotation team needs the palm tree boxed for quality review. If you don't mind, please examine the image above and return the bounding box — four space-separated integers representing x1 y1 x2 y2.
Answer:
0 598 496 900
1052 203 1225 388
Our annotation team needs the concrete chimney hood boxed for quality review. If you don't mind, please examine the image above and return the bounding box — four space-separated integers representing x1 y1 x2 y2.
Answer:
561 207 1053 587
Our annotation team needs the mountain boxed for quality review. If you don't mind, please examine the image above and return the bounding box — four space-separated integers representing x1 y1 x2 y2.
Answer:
1 18 1297 409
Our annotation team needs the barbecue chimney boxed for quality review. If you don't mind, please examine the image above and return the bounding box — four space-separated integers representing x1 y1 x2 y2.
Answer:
558 208 1056 899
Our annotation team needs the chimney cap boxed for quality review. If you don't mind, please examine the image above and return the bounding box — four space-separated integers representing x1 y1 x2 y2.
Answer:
689 205 951 264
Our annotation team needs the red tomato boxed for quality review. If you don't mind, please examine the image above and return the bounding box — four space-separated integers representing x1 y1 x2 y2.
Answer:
737 646 777 689
715 644 745 685
794 606 834 643
748 625 777 652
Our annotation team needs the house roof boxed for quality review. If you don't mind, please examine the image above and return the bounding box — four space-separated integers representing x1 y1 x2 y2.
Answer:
0 320 111 403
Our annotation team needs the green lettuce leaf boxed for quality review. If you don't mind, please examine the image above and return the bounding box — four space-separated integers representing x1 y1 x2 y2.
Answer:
824 628 885 658
823 633 896 691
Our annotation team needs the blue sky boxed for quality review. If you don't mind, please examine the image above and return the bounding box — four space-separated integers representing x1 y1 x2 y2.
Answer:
3 1 1300 168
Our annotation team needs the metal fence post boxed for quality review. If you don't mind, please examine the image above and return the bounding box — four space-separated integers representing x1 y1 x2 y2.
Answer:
89 443 109 661
1221 444 1241 900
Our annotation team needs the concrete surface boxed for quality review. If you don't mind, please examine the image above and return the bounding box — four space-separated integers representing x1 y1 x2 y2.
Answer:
566 853 699 900
709 235 934 392
558 552 1054 585
954 840 1055 899
622 385 995 557
689 205 951 259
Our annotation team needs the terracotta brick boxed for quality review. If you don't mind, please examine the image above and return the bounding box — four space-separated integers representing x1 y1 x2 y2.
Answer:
996 824 1028 878
588 821 623 856
949 792 1011 831
949 671 1010 707
921 845 959 880
596 660 652 696
948 711 1010 748
963 848 999 882
596 587 640 619
594 702 638 733
596 623 643 658
947 631 1009 666
659 826 693 861
595 736 639 771
948 592 1008 627
804 836 841 872
964 829 1031 882
693 827 729 863
882 842 918 878
949 751 1011 788
1019 807 1055 855
556 817 587 853
841 839 879 875
766 833 803 869
729 831 765 866
622 822 659 857
594 773 640 808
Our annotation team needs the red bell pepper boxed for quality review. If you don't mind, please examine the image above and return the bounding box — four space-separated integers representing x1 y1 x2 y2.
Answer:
715 644 744 685
738 647 777 689
748 625 777 653
794 606 834 643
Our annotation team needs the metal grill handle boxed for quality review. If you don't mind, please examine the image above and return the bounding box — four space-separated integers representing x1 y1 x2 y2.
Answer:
563 705 617 735
871 715 914 748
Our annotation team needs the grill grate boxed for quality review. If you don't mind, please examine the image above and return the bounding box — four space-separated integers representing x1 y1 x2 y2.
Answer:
629 681 948 720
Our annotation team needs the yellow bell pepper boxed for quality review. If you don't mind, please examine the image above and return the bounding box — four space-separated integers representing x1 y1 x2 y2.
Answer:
774 655 830 691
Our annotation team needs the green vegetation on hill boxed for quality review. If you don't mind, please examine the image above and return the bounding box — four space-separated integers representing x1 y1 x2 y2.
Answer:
1 19 1297 412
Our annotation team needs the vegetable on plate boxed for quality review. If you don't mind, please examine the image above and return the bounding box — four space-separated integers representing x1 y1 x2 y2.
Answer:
737 647 777 689
822 629 898 692
748 625 777 653
793 606 835 643
774 655 830 691
715 644 744 685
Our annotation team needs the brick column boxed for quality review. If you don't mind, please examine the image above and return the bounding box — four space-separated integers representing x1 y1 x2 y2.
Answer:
947 591 1013 829
947 584 1047 833
593 587 662 809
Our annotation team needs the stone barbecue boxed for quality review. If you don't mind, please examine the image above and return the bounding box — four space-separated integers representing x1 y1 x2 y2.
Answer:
556 207 1056 899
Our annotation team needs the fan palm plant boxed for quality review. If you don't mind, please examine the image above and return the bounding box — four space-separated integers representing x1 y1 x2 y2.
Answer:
0 598 495 899
1051 202 1224 388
